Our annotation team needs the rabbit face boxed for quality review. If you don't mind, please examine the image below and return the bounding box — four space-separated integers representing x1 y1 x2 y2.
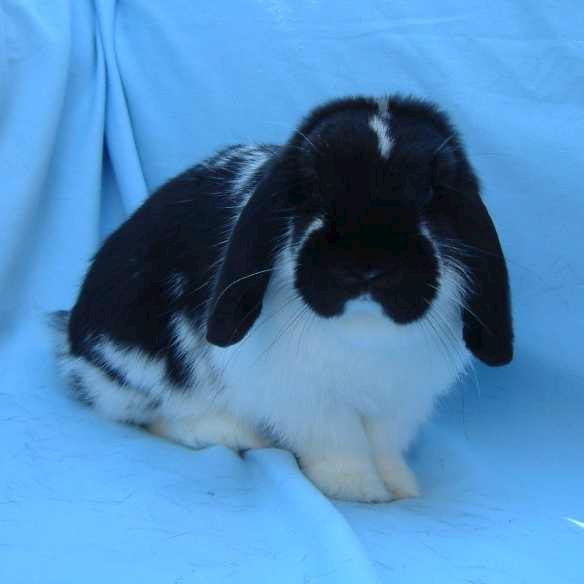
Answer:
290 103 448 324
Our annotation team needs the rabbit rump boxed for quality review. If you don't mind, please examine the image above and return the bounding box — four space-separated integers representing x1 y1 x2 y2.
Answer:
51 95 513 502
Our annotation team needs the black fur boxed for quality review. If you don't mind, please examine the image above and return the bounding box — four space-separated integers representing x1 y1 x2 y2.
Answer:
68 146 274 375
206 154 292 346
67 95 512 371
289 100 441 323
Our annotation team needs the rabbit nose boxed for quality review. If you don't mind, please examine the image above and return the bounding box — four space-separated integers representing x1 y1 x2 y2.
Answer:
330 267 364 286
367 268 403 288
332 267 399 287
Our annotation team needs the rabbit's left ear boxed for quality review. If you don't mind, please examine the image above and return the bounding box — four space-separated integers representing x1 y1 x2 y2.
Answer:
439 161 514 366
206 158 290 348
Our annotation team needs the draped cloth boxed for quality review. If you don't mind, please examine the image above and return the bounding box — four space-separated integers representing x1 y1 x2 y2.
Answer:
1 2 582 581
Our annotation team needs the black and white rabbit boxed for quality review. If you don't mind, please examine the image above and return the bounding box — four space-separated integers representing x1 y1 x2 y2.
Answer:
51 95 513 502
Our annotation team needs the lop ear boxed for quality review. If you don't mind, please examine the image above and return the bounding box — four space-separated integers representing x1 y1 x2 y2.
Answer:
441 162 513 366
206 158 290 348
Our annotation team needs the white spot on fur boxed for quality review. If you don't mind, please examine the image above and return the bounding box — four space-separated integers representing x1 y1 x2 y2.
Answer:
231 147 271 206
72 360 155 423
171 312 200 355
210 149 239 169
377 96 390 115
369 114 392 158
170 312 220 393
94 337 167 392
53 336 160 424
52 320 218 424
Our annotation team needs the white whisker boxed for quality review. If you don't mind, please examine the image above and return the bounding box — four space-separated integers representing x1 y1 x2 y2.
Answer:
212 268 275 306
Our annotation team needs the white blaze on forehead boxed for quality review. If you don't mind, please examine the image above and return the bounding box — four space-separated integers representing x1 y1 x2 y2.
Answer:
369 113 392 159
376 96 390 114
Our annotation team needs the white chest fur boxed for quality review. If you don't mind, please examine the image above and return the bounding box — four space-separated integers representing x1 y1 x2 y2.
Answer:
209 252 471 453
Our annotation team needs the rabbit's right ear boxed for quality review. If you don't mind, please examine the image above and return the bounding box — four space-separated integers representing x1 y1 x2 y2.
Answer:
206 156 291 347
436 156 513 366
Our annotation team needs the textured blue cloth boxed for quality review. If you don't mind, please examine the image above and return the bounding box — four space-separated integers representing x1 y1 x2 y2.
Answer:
1 1 583 582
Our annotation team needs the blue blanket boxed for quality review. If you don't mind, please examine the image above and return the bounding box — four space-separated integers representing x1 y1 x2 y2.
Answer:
1 1 582 582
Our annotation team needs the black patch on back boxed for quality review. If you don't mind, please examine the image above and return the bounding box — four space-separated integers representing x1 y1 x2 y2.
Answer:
68 146 275 384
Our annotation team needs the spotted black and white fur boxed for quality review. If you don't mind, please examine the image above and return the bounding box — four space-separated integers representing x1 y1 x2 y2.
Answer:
51 95 513 502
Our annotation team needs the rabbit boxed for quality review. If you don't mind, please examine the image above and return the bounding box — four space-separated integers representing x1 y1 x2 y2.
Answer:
50 95 513 503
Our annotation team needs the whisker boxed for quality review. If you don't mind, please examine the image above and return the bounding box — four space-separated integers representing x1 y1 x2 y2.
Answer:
427 273 490 334
293 130 320 154
254 303 309 365
426 312 458 372
297 304 314 357
211 268 275 307
438 237 539 278
432 135 455 157
218 283 302 373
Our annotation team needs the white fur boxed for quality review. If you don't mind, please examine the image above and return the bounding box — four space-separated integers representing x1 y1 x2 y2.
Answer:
150 412 267 451
206 226 471 501
369 114 392 159
299 217 325 248
170 312 222 396
219 146 273 216
207 149 240 169
96 337 168 391
230 148 271 201
377 96 389 114
54 328 217 423
52 329 158 423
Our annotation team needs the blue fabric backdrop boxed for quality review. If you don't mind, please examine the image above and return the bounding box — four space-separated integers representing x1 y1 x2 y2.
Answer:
1 1 583 582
